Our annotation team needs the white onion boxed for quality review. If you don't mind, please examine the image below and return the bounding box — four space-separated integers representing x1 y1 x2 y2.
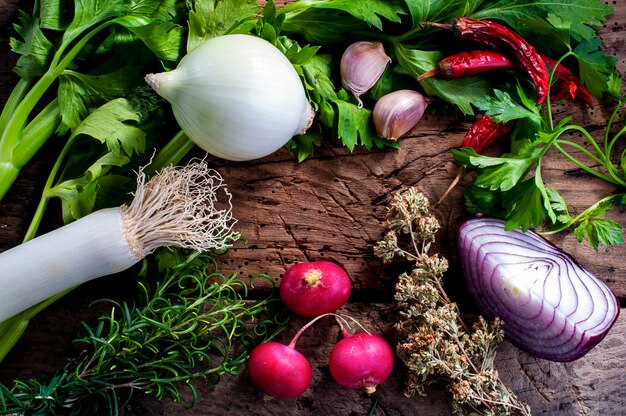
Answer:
458 217 619 362
146 34 314 161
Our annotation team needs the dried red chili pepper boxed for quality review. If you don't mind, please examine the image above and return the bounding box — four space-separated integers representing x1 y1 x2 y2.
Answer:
461 114 515 153
541 55 594 107
427 18 549 105
418 50 514 81
437 114 515 205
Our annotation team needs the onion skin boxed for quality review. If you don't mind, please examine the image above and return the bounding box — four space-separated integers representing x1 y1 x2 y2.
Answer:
146 34 313 161
458 217 620 362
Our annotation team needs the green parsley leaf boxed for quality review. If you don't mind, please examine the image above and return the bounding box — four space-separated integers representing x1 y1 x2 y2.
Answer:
186 0 259 51
472 0 613 42
474 89 541 124
452 147 538 192
286 130 323 162
575 219 624 250
334 99 371 151
545 186 573 225
501 177 546 231
300 53 338 129
573 38 618 97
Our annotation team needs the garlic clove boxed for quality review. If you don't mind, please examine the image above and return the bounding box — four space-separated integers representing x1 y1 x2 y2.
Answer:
373 90 431 140
340 41 391 108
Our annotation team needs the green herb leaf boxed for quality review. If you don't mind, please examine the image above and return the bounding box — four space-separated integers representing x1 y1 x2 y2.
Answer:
9 11 55 79
286 130 323 162
403 0 464 26
187 0 259 51
334 99 371 151
115 16 186 62
282 0 405 32
49 98 147 220
545 186 573 224
57 68 142 135
471 0 613 41
62 0 128 45
574 219 624 250
573 38 618 97
281 8 371 44
38 0 72 30
501 178 546 231
474 89 542 124
68 98 146 158
393 44 492 115
452 147 538 192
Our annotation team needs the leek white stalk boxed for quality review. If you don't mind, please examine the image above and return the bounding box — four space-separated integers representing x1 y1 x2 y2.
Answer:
146 34 315 161
0 161 238 323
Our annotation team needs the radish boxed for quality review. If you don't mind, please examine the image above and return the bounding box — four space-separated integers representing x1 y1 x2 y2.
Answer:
246 313 328 399
279 261 351 317
329 328 394 394
246 341 312 399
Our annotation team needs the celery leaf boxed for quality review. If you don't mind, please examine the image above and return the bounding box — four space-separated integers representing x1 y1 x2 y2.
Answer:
62 0 128 45
50 98 149 221
9 11 55 79
58 68 142 135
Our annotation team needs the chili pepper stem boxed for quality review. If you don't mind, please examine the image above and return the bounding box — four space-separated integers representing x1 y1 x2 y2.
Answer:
436 166 464 206
420 21 452 30
417 68 438 81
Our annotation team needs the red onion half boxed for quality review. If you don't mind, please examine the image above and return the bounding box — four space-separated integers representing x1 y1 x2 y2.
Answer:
458 217 619 362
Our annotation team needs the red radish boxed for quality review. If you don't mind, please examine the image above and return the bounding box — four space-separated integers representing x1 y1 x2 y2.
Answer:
247 313 331 399
329 330 394 394
279 261 351 317
246 341 312 399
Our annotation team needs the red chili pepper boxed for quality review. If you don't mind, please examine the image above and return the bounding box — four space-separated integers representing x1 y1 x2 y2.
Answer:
461 114 515 154
418 50 514 81
541 55 594 107
427 18 549 105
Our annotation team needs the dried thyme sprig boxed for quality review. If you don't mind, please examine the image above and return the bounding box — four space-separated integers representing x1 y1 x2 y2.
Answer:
374 187 531 416
0 250 287 416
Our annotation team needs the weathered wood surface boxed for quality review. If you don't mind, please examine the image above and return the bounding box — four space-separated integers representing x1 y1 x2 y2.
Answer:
0 0 625 415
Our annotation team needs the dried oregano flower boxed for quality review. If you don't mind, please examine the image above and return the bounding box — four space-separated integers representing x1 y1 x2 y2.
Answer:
374 187 531 416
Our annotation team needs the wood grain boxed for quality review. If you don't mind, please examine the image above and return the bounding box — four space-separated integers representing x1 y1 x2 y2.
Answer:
0 0 624 415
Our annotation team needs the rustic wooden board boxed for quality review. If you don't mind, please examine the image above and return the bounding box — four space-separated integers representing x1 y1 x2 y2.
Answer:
0 0 625 415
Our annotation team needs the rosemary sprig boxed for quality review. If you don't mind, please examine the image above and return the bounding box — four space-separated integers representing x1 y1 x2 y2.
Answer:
374 187 531 416
0 250 287 416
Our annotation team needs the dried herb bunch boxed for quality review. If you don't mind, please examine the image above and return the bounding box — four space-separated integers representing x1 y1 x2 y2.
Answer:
374 187 531 416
